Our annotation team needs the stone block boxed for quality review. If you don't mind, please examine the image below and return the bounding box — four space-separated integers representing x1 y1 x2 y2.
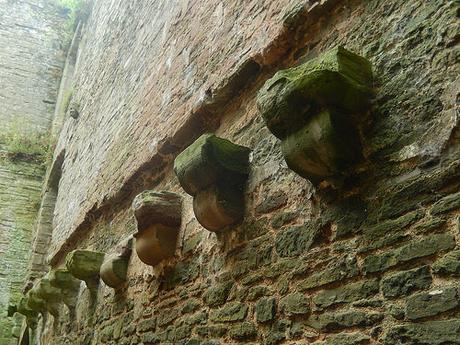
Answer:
313 279 379 310
431 191 460 215
299 255 359 290
209 302 248 322
279 292 310 316
405 286 460 320
174 134 250 231
65 249 105 289
381 266 432 298
363 233 455 274
100 237 133 288
257 46 373 184
229 321 257 340
35 278 62 303
383 319 460 344
203 281 233 307
49 268 80 308
132 191 182 266
256 297 276 323
275 223 320 257
308 309 383 331
311 332 370 345
16 297 37 319
432 250 460 276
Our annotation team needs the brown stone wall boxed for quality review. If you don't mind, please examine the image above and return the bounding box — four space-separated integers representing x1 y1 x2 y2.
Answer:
38 0 459 344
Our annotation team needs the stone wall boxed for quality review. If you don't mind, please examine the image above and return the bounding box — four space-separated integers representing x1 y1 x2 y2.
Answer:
0 0 66 343
35 0 460 344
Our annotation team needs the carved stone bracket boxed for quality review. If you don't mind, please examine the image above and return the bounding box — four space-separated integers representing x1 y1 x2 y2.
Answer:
132 191 182 267
100 237 133 288
174 134 251 231
49 268 81 308
257 46 373 185
65 250 105 290
34 277 62 316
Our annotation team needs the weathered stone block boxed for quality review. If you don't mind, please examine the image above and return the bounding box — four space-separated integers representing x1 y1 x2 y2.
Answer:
405 286 460 320
65 249 105 289
275 223 320 257
209 302 248 322
132 191 182 266
257 46 373 184
203 281 233 307
311 332 370 345
313 279 379 310
363 233 455 274
433 250 460 276
174 134 250 231
279 292 310 316
17 297 37 319
256 297 276 323
49 268 80 308
229 321 257 340
308 309 383 331
35 277 62 310
381 266 432 298
299 255 359 290
431 191 460 215
383 319 460 344
100 237 133 288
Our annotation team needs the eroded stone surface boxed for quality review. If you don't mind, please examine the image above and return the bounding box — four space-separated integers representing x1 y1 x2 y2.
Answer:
174 134 250 231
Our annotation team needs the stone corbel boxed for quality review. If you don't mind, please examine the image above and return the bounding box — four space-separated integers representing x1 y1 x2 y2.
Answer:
174 134 251 231
26 289 47 315
100 237 133 288
17 297 37 328
65 250 105 290
257 46 373 186
49 268 81 308
34 277 63 317
132 191 182 267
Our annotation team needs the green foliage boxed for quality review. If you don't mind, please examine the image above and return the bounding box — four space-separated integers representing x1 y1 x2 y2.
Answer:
54 0 90 48
0 119 51 164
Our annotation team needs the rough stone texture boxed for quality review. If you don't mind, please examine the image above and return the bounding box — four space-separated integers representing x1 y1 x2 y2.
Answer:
405 287 460 320
383 319 460 345
432 250 460 276
0 0 65 342
380 266 432 298
13 0 460 344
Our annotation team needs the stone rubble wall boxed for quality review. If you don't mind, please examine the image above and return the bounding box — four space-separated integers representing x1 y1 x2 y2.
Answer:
39 0 460 344
0 0 66 343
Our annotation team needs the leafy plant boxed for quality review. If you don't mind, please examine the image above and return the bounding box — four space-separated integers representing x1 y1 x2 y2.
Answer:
0 119 51 164
54 0 91 48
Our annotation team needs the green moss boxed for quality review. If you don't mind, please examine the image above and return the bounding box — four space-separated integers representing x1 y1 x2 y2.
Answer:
53 0 91 48
0 119 50 165
257 46 373 139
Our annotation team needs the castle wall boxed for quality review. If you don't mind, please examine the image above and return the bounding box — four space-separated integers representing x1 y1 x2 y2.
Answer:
38 0 460 344
0 0 66 343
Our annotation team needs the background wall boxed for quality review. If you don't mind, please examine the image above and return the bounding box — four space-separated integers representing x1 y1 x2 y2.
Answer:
32 0 460 344
0 0 66 343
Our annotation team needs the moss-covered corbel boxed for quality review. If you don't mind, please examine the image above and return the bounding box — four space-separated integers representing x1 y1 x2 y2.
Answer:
132 191 182 267
174 134 251 231
26 289 47 315
7 304 17 317
257 46 373 186
17 297 37 319
49 268 81 308
17 297 37 328
34 277 63 317
100 237 133 288
65 250 105 290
